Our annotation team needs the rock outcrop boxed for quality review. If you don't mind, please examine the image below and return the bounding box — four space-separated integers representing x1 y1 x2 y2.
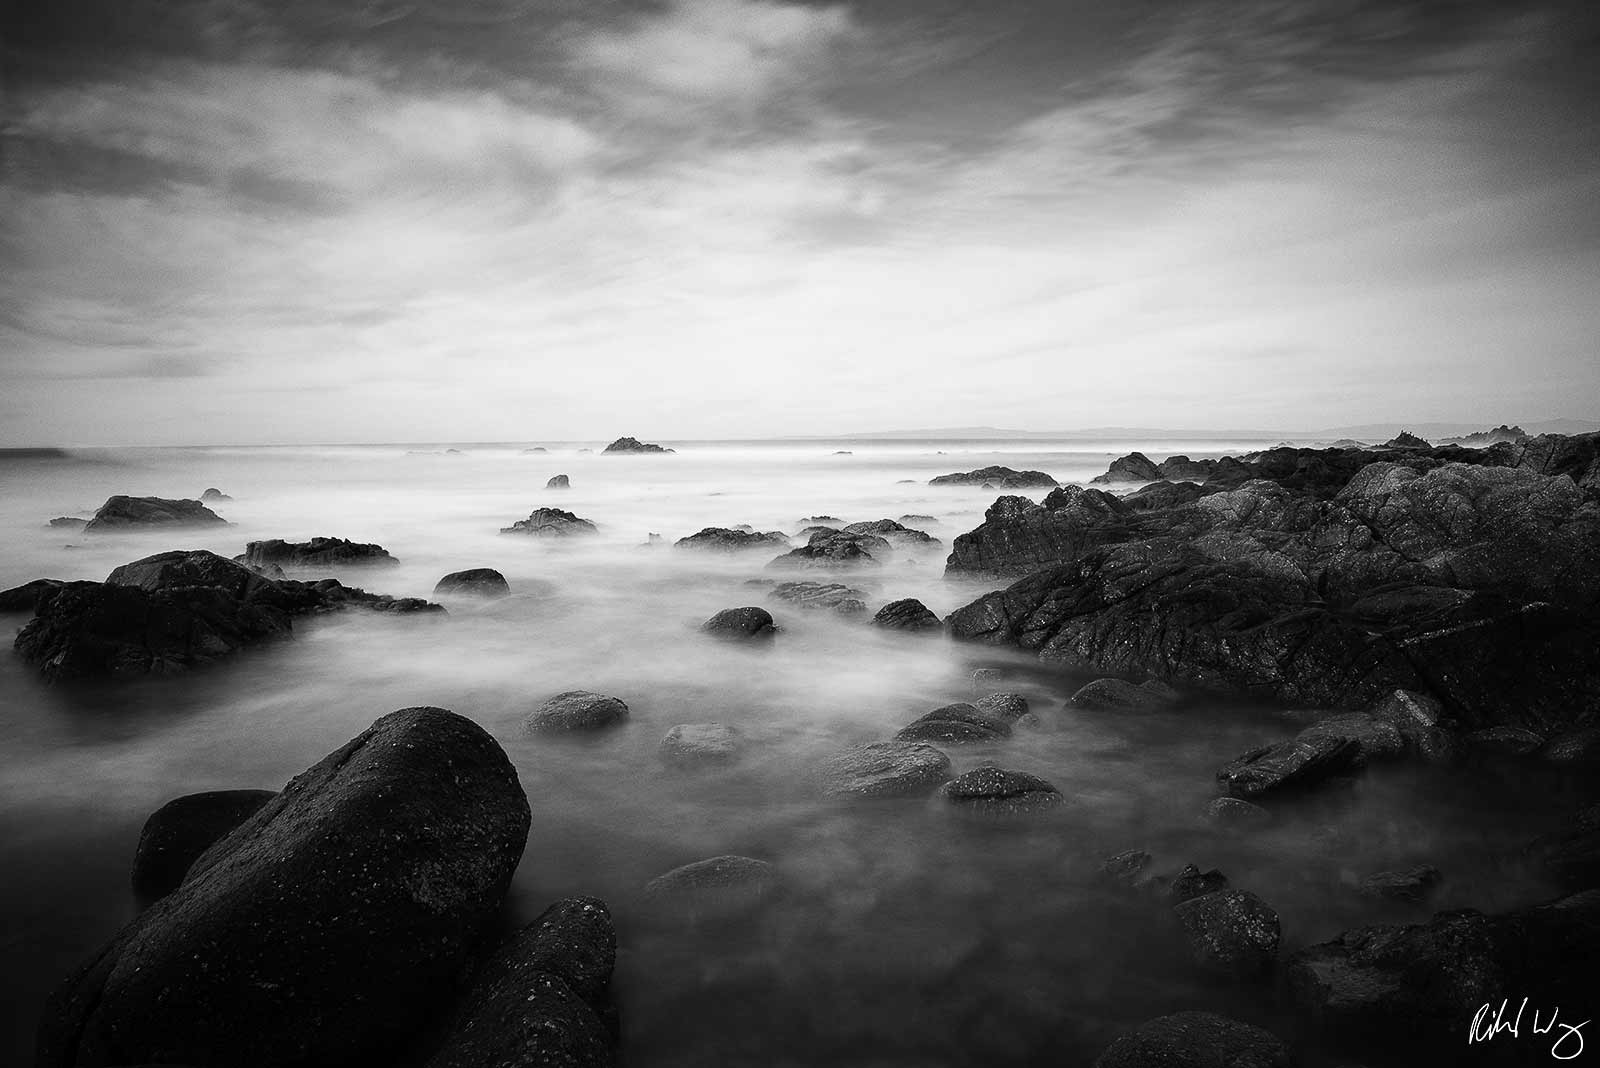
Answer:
929 466 1057 489
546 474 570 489
675 527 790 552
1089 452 1162 484
896 702 1012 743
766 530 889 570
238 537 398 569
82 495 227 533
500 507 598 537
525 691 630 734
767 581 870 616
602 436 673 454
872 598 941 631
940 766 1062 814
0 577 65 613
200 487 232 501
434 568 511 598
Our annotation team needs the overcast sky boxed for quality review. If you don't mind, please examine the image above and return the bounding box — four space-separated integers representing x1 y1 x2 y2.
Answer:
2 0 1597 444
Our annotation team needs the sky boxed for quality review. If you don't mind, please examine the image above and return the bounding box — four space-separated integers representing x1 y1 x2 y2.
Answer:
2 0 1598 445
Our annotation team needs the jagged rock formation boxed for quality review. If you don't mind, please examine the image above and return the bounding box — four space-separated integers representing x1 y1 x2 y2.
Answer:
82 495 227 533
602 436 673 454
500 507 598 536
237 537 398 569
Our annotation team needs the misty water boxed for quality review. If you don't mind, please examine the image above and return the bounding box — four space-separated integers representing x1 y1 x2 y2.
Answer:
0 440 1581 1065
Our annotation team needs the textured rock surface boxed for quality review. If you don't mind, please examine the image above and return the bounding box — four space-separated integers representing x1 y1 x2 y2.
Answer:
130 789 277 901
872 598 941 631
238 537 398 569
433 568 511 598
929 466 1057 489
659 723 740 764
0 577 65 613
1172 889 1281 975
500 507 598 536
819 740 952 798
700 606 777 641
37 707 532 1068
642 855 777 916
82 495 227 533
895 702 1012 743
1090 451 1162 484
525 691 630 734
602 436 672 454
675 527 790 552
940 766 1062 814
1069 678 1179 712
766 530 888 570
767 581 870 616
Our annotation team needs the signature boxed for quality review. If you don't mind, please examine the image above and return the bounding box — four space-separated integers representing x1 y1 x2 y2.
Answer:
1470 998 1588 1060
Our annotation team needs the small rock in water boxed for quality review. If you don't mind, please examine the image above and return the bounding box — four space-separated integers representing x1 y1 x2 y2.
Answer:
1099 849 1154 888
433 568 510 598
525 691 629 734
546 474 570 489
819 740 952 798
642 855 777 917
676 527 790 552
131 789 277 901
973 692 1029 723
1092 1011 1291 1068
1357 865 1442 902
700 606 777 641
659 723 740 764
1171 889 1281 976
970 667 1005 693
500 507 598 537
940 766 1063 814
872 597 942 631
1165 863 1230 903
895 702 1011 743
603 435 673 454
1069 678 1179 712
768 581 871 617
47 516 87 530
1204 797 1271 827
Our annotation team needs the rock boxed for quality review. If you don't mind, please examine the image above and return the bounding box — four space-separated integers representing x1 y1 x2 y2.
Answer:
940 766 1063 814
200 487 231 501
546 474 570 489
841 519 941 550
642 855 777 916
500 507 599 537
36 707 531 1068
1070 678 1180 712
433 568 511 598
943 485 1131 578
238 537 398 569
130 789 277 901
1166 864 1231 903
819 740 952 798
1090 451 1162 484
48 516 87 530
872 598 941 631
700 606 777 641
928 466 1057 489
1172 889 1281 975
426 897 615 1068
602 436 672 454
82 495 227 533
1287 891 1600 1052
1358 865 1442 902
659 723 740 764
797 515 843 525
1099 850 1154 888
522 447 548 453
1442 424 1527 447
899 514 938 525
1466 725 1546 756
1204 797 1271 827
675 527 790 552
768 581 871 616
525 691 629 734
14 550 441 682
1092 1011 1291 1068
970 667 1005 692
973 692 1030 722
1543 726 1600 766
0 577 65 613
1217 734 1363 800
1382 430 1431 449
1155 456 1217 482
766 530 888 570
895 702 1012 744
1525 820 1600 892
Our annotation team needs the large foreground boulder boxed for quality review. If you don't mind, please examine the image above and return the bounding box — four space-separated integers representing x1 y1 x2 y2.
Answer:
500 508 598 537
1093 1011 1291 1068
131 789 277 901
37 707 532 1068
238 537 398 569
82 495 227 533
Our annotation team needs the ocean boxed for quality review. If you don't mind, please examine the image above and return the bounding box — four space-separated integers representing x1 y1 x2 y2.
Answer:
0 439 1573 1064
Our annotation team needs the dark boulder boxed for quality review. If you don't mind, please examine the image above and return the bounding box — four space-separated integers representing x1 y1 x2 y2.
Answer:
1092 1011 1291 1068
929 466 1057 489
0 577 65 613
1070 678 1179 712
83 495 227 533
1099 849 1155 889
525 691 629 734
130 789 277 901
500 508 598 537
766 530 888 570
1382 430 1431 448
1171 889 1281 976
1543 726 1600 766
943 486 1131 578
602 436 672 454
1217 733 1363 800
701 606 777 641
675 527 790 552
940 766 1062 814
841 519 941 550
37 707 531 1068
546 474 570 489
1165 864 1231 904
642 855 777 917
1090 451 1162 484
433 569 511 598
895 702 1011 743
873 598 941 631
1204 797 1271 827
426 897 615 1068
238 537 398 569
819 740 952 798
973 692 1030 723
1156 456 1217 482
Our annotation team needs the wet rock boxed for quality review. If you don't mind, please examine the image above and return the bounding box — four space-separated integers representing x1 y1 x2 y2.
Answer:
819 740 952 798
659 723 740 764
1070 677 1179 712
200 488 231 501
1204 797 1271 827
1172 889 1281 975
1099 850 1154 888
973 692 1030 723
48 516 87 530
526 691 630 734
500 507 598 537
130 789 277 901
602 436 672 454
82 495 227 533
873 598 941 631
1155 456 1217 482
1092 1011 1292 1068
1165 863 1231 904
895 701 1012 743
841 518 941 550
928 466 1057 489
1543 726 1600 766
433 568 511 598
1358 865 1442 902
426 897 615 1068
642 855 777 916
240 537 399 569
36 707 531 1068
675 527 790 552
1090 452 1162 484
1466 725 1546 755
940 766 1062 814
766 530 888 570
0 577 65 613
768 581 870 616
701 606 777 641
944 486 1130 578
546 474 570 489
970 667 1005 692
1218 734 1364 800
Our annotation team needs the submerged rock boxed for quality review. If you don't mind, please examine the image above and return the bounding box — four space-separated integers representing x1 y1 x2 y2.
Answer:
1165 864 1231 904
546 474 570 489
500 507 598 537
36 707 532 1068
675 527 790 552
433 568 511 598
602 436 673 454
659 723 740 764
1172 889 1281 976
82 495 227 533
819 740 952 798
1358 865 1443 902
929 466 1057 489
1204 796 1271 827
642 855 777 916
700 606 777 641
973 692 1030 723
1092 1011 1291 1068
896 702 1012 744
768 581 871 616
238 536 398 569
873 598 941 631
48 516 87 530
525 691 630 734
1099 850 1155 888
130 789 277 901
940 766 1062 814
1069 678 1179 712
